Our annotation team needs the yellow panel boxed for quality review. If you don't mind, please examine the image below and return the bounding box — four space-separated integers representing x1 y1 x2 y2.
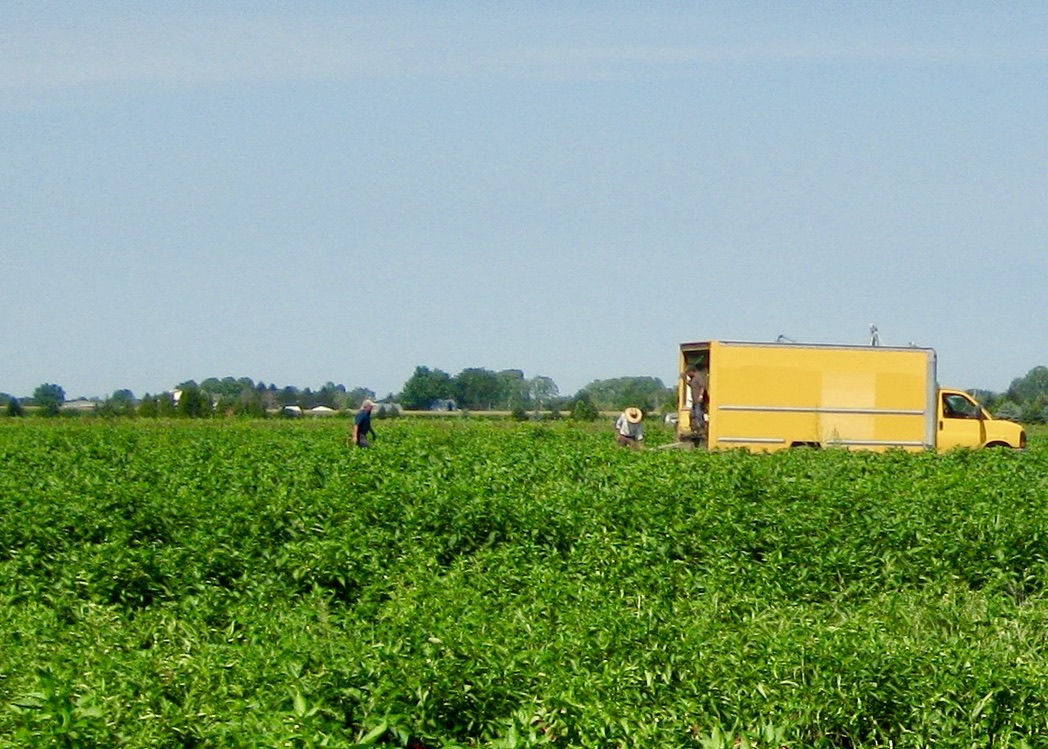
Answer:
700 342 933 452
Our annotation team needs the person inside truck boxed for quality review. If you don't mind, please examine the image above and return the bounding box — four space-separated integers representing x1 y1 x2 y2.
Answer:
682 361 709 435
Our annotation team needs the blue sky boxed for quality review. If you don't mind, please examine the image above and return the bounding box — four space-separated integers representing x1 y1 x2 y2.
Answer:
3 2 1046 400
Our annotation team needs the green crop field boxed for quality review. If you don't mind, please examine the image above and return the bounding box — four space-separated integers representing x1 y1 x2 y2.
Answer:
2 419 1048 748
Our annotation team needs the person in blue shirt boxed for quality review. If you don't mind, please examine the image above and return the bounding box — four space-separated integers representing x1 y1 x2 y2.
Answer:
352 400 376 447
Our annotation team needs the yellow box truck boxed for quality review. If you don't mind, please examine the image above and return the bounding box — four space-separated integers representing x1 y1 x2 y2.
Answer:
677 340 1026 452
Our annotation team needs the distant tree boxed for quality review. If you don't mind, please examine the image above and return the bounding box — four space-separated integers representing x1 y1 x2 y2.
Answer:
33 383 65 416
111 389 136 414
313 386 335 409
571 392 600 422
316 382 346 409
158 392 177 417
399 366 455 410
257 382 280 411
1007 366 1048 404
582 376 670 412
177 384 210 418
970 389 1000 409
277 386 299 407
498 370 530 412
1021 399 1046 425
528 375 559 415
994 400 1022 422
619 377 669 412
6 397 24 417
200 377 225 397
138 394 159 418
543 395 572 414
455 368 503 410
661 386 679 414
345 387 376 409
233 387 266 417
98 389 136 417
197 376 258 404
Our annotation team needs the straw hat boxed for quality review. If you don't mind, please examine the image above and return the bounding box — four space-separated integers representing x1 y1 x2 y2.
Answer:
624 407 643 424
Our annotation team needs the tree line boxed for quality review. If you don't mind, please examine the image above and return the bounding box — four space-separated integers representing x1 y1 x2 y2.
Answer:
0 368 673 420
5 364 1048 422
973 365 1048 424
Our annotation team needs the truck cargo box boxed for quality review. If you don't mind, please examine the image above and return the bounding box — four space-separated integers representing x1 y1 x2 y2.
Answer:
677 340 1024 452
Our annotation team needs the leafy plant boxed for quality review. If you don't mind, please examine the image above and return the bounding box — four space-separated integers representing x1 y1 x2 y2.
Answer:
2 420 1048 746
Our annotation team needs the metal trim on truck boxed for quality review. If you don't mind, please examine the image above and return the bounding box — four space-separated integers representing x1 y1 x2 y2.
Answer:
924 350 937 448
718 437 786 445
719 436 924 448
833 439 926 447
718 405 926 416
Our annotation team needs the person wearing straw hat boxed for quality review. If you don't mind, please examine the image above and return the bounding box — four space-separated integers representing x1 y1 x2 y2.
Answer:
615 406 645 449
